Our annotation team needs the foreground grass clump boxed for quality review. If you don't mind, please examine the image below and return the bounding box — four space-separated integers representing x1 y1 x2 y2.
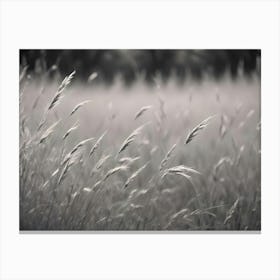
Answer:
19 70 261 230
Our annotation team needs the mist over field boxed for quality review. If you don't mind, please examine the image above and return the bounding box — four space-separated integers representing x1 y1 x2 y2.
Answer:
20 50 261 230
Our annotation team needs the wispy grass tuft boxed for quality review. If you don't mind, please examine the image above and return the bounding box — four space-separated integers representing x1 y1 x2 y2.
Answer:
39 120 60 144
118 123 148 155
134 106 152 120
48 71 76 110
185 116 215 144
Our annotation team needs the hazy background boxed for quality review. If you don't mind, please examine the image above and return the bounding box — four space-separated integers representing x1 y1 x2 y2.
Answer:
20 50 261 85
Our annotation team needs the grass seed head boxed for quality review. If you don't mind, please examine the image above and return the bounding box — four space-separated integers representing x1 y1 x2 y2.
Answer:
63 122 79 140
88 72 98 82
118 123 148 155
48 70 76 110
124 162 149 188
159 143 177 171
90 130 107 157
70 100 92 116
134 105 152 120
185 116 215 144
39 120 60 144
103 165 128 181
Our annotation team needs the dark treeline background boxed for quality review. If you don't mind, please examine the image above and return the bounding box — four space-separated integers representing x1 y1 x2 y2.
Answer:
20 50 261 85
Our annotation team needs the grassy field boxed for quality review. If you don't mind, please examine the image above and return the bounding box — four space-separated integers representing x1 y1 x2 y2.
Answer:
19 71 261 230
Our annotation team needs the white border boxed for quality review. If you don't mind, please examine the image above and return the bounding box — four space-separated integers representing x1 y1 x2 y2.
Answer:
1 1 279 279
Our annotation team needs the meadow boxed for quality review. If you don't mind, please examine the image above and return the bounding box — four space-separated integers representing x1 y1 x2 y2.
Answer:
19 70 261 230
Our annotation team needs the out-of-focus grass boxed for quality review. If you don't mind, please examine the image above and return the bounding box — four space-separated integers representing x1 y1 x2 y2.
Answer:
20 74 261 230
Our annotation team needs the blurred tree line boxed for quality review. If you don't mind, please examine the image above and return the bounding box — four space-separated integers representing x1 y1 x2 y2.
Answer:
20 50 260 85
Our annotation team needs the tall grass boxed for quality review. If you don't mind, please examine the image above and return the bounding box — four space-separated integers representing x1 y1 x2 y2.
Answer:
19 70 261 230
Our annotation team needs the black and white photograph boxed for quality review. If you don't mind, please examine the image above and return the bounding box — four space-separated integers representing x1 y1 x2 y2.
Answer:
19 50 261 231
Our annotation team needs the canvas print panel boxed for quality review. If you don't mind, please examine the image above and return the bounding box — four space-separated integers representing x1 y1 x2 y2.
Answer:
19 50 261 230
